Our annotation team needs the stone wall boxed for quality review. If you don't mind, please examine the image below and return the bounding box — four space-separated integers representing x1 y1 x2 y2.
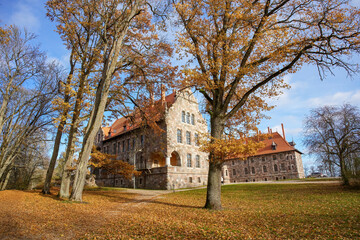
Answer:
223 150 305 182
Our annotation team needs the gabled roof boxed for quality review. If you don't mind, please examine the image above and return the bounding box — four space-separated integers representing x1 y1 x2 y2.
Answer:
252 132 301 156
102 91 177 141
226 132 301 160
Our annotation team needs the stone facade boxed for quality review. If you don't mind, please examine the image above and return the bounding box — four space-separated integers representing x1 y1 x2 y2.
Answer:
94 89 209 190
222 132 305 183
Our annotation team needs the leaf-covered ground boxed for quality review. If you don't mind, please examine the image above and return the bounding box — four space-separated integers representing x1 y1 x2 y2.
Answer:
0 183 359 239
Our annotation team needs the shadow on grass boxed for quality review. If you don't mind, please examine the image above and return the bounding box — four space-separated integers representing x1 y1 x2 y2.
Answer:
83 190 202 209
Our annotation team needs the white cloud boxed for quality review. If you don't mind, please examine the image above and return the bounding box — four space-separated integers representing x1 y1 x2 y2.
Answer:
306 90 360 108
351 0 360 7
47 53 70 69
9 2 41 32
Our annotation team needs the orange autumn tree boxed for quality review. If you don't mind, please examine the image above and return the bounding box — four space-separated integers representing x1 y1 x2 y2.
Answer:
173 0 360 209
200 134 266 163
89 147 138 180
47 0 175 201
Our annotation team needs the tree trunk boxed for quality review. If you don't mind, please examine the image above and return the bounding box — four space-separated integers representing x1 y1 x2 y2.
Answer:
0 167 12 191
340 156 349 185
59 170 72 199
42 120 66 194
42 63 74 195
204 115 225 210
205 161 222 210
70 75 111 201
58 119 78 199
58 65 87 198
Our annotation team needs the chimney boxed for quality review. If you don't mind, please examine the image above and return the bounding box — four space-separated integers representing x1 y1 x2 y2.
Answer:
267 127 270 134
161 84 166 103
281 123 286 140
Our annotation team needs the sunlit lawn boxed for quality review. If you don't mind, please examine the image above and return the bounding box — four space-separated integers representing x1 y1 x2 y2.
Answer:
0 183 358 239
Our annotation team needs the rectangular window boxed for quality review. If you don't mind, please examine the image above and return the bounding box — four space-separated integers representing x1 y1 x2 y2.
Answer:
195 133 199 146
186 112 190 124
195 155 200 168
233 169 236 175
113 143 116 154
117 142 121 154
198 177 201 183
140 135 144 146
177 129 182 143
122 141 125 152
182 111 185 122
189 177 193 183
273 155 277 160
127 139 130 151
191 114 195 125
187 154 192 167
132 138 135 150
186 131 191 145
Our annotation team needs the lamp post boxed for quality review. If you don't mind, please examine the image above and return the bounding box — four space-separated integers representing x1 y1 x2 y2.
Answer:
133 149 142 189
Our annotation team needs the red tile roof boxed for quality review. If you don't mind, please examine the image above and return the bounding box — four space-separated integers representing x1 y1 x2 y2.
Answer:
253 132 301 156
227 132 301 160
102 92 177 141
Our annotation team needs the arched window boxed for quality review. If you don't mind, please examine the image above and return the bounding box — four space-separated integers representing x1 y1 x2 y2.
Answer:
186 112 190 123
182 111 185 122
191 114 195 125
274 164 278 172
233 169 236 175
263 165 267 173
251 167 255 174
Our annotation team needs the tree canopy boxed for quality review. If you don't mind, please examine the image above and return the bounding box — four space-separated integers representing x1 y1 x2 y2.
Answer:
303 104 360 185
173 0 360 209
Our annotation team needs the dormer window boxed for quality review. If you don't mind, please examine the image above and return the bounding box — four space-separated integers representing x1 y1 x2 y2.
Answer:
271 141 277 150
123 125 127 131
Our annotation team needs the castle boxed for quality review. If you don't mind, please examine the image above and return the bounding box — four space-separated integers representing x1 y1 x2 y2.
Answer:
94 89 304 190
222 127 305 183
94 89 209 189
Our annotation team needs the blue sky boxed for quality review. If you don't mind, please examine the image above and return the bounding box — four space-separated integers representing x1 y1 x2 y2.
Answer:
1 0 360 170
